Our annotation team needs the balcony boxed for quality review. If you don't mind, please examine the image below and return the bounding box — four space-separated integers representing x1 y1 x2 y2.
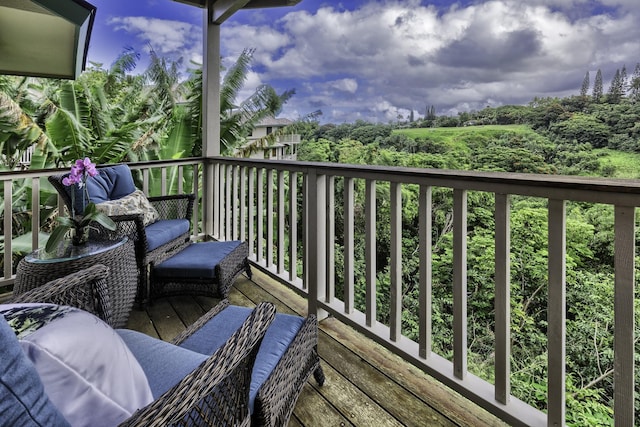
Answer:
1 157 637 426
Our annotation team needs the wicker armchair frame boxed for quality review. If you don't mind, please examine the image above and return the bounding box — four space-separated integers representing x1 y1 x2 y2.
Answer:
9 264 112 325
48 171 195 305
10 268 277 427
173 299 326 427
121 301 275 427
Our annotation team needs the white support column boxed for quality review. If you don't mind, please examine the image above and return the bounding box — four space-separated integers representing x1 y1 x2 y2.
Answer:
202 3 220 237
308 170 327 318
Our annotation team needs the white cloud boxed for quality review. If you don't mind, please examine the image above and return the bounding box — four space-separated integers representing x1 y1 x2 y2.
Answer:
108 16 201 62
100 1 640 124
218 0 640 123
328 78 358 93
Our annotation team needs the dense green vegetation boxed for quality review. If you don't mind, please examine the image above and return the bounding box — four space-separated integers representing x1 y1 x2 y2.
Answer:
293 94 640 424
2 52 640 425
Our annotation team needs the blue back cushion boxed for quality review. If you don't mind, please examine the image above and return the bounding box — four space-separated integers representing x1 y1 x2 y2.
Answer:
70 164 137 213
0 315 70 426
178 306 304 413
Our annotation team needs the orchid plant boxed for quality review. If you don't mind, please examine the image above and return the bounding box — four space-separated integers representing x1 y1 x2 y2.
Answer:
45 158 116 252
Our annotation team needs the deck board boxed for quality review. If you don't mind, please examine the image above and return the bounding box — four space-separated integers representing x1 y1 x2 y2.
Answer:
126 268 508 427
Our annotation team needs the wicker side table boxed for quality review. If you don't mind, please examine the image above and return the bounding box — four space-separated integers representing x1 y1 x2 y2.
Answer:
14 237 137 328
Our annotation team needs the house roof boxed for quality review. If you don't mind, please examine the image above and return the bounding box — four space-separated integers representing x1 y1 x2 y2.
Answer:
255 117 294 127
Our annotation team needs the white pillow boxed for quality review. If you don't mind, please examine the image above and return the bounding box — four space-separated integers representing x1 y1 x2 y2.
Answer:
0 303 153 427
95 189 159 226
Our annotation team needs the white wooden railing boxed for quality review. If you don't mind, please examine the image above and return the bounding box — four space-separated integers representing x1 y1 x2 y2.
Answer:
1 157 637 426
209 156 638 427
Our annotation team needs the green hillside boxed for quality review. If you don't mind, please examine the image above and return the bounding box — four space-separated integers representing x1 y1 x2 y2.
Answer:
596 148 640 179
394 125 535 150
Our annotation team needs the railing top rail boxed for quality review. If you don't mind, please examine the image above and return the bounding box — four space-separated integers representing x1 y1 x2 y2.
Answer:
208 157 640 205
0 158 205 180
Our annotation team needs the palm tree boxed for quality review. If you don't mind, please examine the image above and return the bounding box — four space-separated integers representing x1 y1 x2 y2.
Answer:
184 48 294 157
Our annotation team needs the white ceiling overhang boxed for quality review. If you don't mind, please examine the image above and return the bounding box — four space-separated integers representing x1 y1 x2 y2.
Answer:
173 0 301 24
0 0 96 79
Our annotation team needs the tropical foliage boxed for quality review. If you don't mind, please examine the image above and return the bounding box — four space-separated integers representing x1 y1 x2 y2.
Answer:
296 118 640 425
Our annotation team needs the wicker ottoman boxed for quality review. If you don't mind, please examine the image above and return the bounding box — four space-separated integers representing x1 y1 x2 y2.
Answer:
150 240 250 301
172 299 325 427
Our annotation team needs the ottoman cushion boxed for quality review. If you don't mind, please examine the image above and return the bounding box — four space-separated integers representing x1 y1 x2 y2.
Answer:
178 305 305 413
154 241 243 279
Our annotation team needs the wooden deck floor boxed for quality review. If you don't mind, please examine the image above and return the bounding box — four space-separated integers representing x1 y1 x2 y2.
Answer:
126 268 508 427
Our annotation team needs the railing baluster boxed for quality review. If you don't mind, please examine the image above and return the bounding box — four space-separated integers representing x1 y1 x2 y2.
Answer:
419 185 432 359
326 175 335 302
192 164 199 239
494 193 510 404
547 199 566 426
277 170 285 274
614 205 635 426
217 164 225 239
453 189 467 380
161 167 167 196
232 165 239 240
365 179 377 327
178 165 184 194
267 169 274 268
31 177 40 250
390 181 402 342
289 171 298 282
248 167 255 259
344 177 355 314
240 166 247 241
142 168 149 195
257 168 264 264
302 173 308 290
211 162 219 239
225 165 232 241
4 180 12 279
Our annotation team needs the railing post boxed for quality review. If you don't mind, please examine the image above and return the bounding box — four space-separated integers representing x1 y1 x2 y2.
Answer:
547 199 566 426
365 179 377 327
419 185 432 359
614 205 635 426
453 189 468 379
494 193 511 404
307 170 327 319
390 181 402 342
344 177 355 314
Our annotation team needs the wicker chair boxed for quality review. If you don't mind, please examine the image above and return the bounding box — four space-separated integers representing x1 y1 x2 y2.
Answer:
48 164 195 305
9 263 112 325
6 266 276 427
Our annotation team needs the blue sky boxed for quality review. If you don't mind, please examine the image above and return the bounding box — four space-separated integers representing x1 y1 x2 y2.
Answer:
87 0 640 123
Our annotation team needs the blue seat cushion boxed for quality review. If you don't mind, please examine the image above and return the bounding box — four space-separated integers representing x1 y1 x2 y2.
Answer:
0 314 70 427
70 164 137 213
178 306 304 413
154 241 242 279
117 329 207 399
145 219 190 252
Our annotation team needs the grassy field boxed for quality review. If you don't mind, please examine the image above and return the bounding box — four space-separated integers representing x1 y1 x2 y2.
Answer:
394 125 640 179
596 148 640 179
394 125 535 151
